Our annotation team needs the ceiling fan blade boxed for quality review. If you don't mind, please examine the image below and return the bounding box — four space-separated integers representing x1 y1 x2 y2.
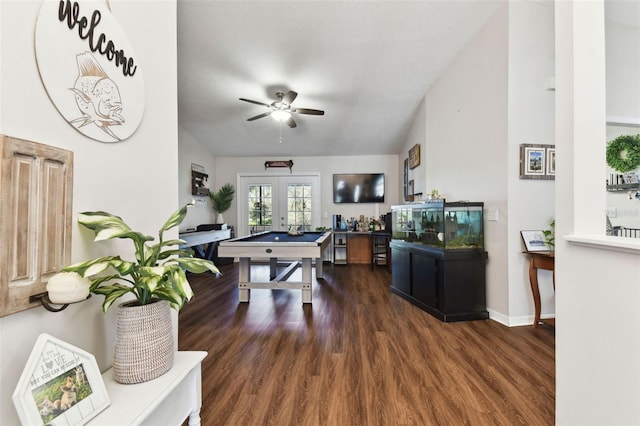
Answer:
285 116 297 128
239 98 270 107
282 90 298 105
247 112 271 121
292 108 325 116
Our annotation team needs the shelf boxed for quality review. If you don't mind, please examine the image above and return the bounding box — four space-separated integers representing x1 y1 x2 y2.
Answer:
607 183 640 192
333 232 348 264
606 116 640 127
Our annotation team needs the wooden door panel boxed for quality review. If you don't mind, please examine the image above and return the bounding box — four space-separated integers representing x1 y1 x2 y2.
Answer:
0 135 73 317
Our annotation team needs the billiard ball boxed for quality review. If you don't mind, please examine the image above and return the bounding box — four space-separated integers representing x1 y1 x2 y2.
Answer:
274 236 280 241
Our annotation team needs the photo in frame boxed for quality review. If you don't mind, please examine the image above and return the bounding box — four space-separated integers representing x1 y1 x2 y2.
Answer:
13 334 110 425
520 230 551 252
546 148 556 176
623 172 639 184
519 144 555 180
409 144 420 169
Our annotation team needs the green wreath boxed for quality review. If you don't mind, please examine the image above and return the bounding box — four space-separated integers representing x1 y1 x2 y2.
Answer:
606 134 640 173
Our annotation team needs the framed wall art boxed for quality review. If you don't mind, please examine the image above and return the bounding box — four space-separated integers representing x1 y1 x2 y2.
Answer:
13 334 110 426
409 144 421 169
520 230 551 252
546 148 556 176
403 158 413 201
519 144 555 180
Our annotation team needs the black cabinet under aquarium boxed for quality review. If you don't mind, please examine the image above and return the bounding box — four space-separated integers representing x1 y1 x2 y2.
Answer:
390 201 488 322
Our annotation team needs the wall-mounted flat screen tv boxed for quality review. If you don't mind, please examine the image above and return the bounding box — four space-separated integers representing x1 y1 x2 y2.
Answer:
333 173 385 203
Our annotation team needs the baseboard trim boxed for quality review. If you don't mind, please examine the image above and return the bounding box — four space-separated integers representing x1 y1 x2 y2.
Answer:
488 309 555 327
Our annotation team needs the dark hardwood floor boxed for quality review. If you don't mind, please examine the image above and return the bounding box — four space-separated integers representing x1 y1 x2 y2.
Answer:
179 262 555 426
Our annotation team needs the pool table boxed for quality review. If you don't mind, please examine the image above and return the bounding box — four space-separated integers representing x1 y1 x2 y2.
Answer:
217 230 333 303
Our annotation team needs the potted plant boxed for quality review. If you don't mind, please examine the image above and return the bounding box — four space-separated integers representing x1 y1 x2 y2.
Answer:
62 203 219 384
542 219 555 251
209 182 235 224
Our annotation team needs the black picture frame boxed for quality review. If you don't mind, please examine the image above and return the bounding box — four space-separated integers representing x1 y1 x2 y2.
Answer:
403 158 413 201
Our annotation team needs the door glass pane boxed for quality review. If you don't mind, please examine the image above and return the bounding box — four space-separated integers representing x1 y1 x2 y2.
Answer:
248 184 272 234
287 184 311 232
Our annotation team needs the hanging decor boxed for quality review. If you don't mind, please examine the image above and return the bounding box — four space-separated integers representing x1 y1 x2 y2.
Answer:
265 160 294 173
519 143 555 180
606 134 640 173
34 0 145 143
408 144 421 169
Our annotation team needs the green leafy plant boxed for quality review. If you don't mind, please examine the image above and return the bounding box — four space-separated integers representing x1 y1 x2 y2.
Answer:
542 219 555 250
606 134 640 173
209 183 235 214
62 204 219 312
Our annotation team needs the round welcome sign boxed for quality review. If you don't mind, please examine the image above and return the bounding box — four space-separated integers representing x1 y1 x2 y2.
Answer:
35 0 145 143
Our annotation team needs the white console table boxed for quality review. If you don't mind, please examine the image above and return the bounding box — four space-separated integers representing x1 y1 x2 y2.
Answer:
92 351 207 426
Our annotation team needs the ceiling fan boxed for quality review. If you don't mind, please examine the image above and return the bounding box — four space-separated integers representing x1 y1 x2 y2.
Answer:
239 90 324 128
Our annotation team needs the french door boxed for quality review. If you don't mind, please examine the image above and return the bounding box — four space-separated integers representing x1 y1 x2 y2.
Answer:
237 173 320 237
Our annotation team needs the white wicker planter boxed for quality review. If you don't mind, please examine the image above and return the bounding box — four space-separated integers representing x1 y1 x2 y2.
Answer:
113 299 174 384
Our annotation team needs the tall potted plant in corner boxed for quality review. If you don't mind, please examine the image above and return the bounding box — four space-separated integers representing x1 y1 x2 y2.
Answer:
62 203 219 384
209 182 235 224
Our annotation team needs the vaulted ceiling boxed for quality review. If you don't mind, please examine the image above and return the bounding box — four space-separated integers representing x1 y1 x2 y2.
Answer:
176 0 504 157
176 0 640 158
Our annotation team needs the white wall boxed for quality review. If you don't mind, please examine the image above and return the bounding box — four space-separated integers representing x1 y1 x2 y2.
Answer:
506 0 556 325
178 124 217 231
213 155 400 232
398 1 556 326
0 1 179 424
555 1 640 424
399 98 427 199
401 5 511 321
606 16 640 120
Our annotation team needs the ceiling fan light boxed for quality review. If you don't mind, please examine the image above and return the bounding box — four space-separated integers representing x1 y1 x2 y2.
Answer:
271 110 291 122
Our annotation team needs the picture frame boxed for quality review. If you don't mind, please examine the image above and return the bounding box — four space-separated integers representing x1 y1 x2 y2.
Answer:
403 158 413 201
519 143 555 180
408 144 420 169
408 180 414 198
520 230 551 252
13 333 110 425
623 172 639 184
546 148 556 176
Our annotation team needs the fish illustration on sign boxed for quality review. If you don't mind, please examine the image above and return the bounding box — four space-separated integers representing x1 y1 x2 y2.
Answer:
69 52 125 141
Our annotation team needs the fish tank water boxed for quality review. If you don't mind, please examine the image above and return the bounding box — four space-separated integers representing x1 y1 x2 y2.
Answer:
391 201 484 250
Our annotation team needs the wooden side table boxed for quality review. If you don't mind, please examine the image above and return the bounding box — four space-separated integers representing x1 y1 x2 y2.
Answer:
524 251 555 328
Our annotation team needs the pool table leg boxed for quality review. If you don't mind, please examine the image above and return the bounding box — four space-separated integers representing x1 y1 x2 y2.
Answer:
301 257 312 303
315 257 324 279
269 257 277 280
239 257 250 302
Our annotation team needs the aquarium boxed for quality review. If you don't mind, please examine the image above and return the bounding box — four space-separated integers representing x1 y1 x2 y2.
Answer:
391 200 484 250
